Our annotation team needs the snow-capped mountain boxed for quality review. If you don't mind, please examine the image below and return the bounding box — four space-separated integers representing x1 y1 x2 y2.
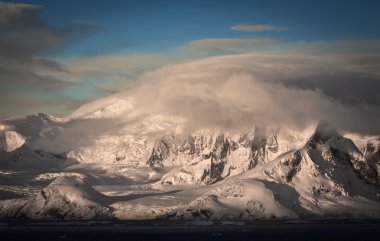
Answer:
1 97 380 220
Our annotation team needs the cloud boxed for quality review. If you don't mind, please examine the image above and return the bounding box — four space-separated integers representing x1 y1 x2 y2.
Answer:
57 53 180 97
59 39 282 96
61 39 380 94
0 1 100 119
0 94 85 120
230 24 288 32
31 52 380 153
292 40 380 55
186 38 285 53
58 38 284 105
0 1 40 24
60 39 380 137
62 54 172 83
94 53 380 135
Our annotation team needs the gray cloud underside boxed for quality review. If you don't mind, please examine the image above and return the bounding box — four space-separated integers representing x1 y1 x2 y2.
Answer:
0 2 100 119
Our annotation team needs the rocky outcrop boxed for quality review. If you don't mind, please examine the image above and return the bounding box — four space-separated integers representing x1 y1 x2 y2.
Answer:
363 139 380 185
147 134 176 167
248 126 268 169
158 128 292 185
204 134 238 184
306 123 379 186
306 122 341 148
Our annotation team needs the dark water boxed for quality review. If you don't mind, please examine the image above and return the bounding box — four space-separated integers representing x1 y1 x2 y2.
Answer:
2 220 380 241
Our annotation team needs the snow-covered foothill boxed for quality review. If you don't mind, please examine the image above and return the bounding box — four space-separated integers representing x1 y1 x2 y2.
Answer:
179 180 296 220
0 177 112 219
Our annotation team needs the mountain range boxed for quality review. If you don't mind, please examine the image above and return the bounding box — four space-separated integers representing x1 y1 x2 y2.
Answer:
1 96 380 220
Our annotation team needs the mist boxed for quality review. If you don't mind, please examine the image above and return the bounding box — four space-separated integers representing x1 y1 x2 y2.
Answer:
101 53 379 135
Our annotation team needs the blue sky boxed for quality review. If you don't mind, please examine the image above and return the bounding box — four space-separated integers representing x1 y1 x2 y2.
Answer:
1 0 380 118
8 0 380 56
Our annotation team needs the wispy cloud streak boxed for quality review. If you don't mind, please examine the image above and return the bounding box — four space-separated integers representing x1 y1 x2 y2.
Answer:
230 24 288 32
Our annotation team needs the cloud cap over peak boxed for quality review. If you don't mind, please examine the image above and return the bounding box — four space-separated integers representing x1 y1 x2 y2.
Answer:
77 53 380 135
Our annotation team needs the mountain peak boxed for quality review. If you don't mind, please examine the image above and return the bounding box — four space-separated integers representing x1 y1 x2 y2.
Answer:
307 122 341 147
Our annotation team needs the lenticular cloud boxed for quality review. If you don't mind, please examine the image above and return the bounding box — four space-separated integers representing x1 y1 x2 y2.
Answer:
88 53 379 134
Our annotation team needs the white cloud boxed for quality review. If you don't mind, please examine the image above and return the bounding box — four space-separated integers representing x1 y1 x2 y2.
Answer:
55 41 380 135
81 53 380 134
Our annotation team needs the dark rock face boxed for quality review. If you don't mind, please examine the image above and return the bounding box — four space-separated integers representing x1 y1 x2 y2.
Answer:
149 127 295 185
148 132 243 184
305 123 380 186
180 135 196 155
147 134 175 167
208 134 234 184
362 139 380 185
199 134 240 184
364 139 380 168
267 130 279 153
149 123 380 187
281 150 302 182
342 141 379 186
248 126 267 169
3 113 58 138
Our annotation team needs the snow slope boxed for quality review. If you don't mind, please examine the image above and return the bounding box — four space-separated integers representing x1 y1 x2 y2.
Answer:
0 177 112 219
0 97 379 220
